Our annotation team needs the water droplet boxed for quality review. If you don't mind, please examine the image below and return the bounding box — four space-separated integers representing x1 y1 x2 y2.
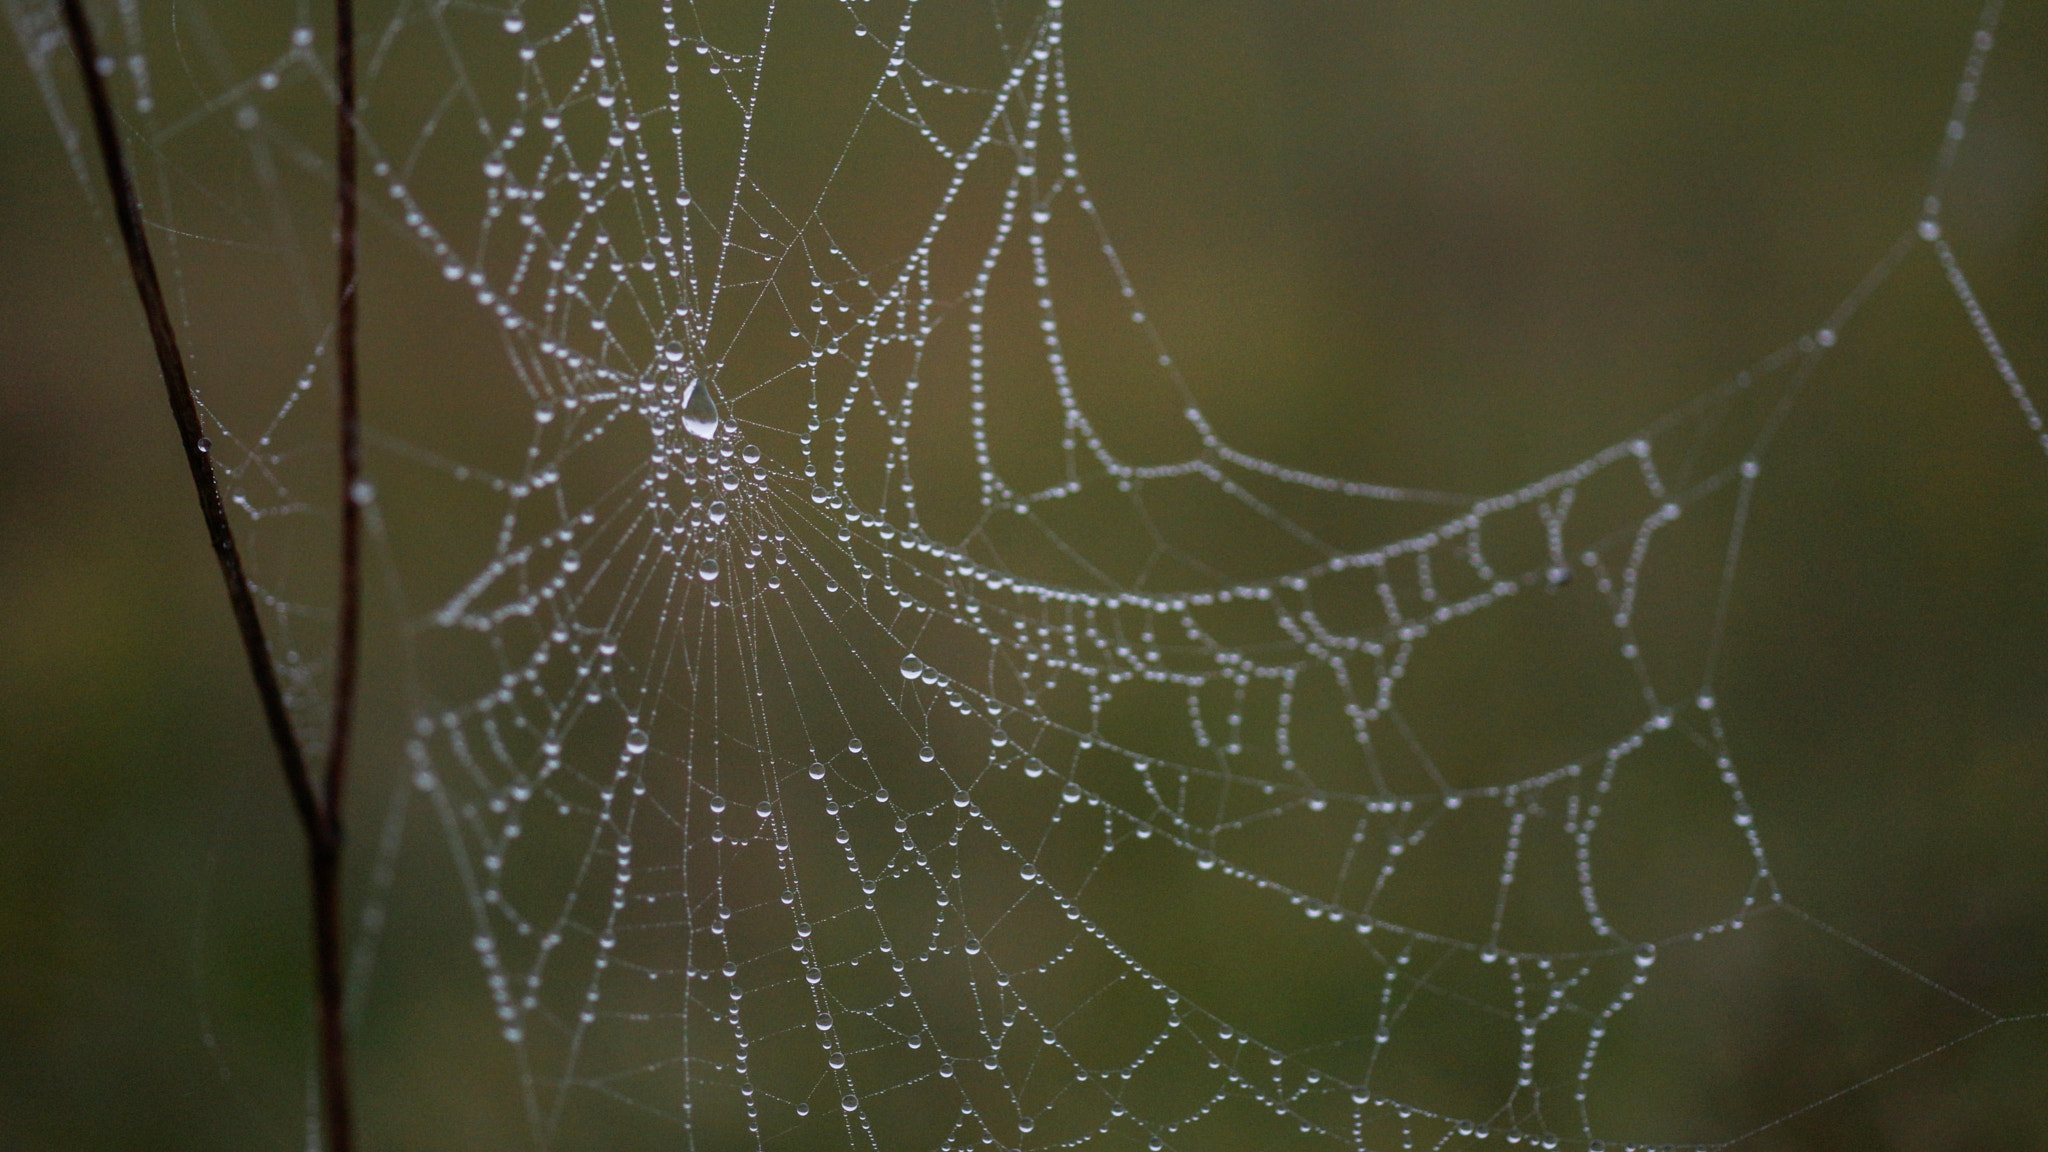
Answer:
625 729 649 755
1061 782 1082 804
1635 945 1657 968
919 745 935 763
707 500 728 524
709 795 726 813
847 738 863 754
754 800 772 818
840 1094 859 1112
698 556 719 581
809 762 826 780
816 1012 833 1031
1196 851 1217 870
741 444 762 465
680 378 718 440
953 789 971 807
900 654 924 679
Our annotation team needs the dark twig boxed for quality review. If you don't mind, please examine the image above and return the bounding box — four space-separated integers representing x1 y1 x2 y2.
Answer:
320 0 364 1145
57 3 355 1151
328 0 362 812
55 0 321 835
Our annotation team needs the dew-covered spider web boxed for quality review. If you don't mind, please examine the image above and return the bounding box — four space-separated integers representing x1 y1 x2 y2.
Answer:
12 0 2048 1147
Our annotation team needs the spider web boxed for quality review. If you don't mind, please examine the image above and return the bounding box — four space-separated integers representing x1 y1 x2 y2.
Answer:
11 0 2045 1148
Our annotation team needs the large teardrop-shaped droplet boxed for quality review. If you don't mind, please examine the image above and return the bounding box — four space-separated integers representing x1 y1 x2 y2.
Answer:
698 556 719 581
680 378 719 440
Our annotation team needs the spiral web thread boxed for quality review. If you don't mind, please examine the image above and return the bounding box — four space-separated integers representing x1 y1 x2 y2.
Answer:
10 0 2043 1148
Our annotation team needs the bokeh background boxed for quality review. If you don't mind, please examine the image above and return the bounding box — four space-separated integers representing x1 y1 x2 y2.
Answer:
3 0 2046 1149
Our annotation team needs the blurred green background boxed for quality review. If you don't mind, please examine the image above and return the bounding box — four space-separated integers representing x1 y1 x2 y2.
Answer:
3 0 2046 1149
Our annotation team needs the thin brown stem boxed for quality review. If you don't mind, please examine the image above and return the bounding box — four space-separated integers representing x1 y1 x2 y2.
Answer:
327 0 362 815
311 830 352 1152
321 0 364 1146
57 4 355 1151
56 0 320 837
